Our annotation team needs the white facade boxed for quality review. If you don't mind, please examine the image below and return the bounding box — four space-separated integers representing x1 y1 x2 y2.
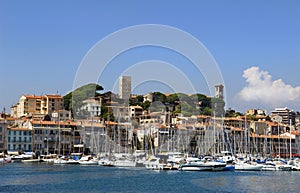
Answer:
82 98 102 117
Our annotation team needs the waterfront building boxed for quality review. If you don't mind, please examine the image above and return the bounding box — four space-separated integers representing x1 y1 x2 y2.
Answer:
0 119 7 152
119 76 131 100
31 120 77 155
6 127 32 152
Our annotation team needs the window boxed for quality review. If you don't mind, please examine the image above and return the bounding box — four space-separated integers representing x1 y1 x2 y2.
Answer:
19 131 22 135
24 131 27 136
0 126 2 132
8 130 11 135
8 137 10 142
24 137 27 142
13 137 16 142
14 131 16 135
19 137 21 142
8 144 10 150
13 144 16 150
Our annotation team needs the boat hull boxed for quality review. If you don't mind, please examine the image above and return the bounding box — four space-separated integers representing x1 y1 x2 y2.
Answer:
235 164 263 171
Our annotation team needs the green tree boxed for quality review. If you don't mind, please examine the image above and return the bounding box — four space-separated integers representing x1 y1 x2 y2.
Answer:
63 83 103 113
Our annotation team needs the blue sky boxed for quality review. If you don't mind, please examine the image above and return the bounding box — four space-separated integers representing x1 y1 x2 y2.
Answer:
1 0 300 113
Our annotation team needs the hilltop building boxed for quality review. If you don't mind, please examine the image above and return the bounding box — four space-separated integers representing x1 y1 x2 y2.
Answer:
119 76 131 100
213 84 225 117
81 97 102 117
215 84 224 99
246 109 267 116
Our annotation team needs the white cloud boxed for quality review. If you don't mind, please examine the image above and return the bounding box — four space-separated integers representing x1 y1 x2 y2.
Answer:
238 66 300 107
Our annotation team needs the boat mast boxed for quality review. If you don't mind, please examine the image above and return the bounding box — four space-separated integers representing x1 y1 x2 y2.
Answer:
290 119 292 160
58 113 60 156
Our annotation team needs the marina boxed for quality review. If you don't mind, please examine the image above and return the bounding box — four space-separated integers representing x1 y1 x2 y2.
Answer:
1 162 300 193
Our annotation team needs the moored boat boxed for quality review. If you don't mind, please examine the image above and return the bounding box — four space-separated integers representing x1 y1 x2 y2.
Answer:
143 156 165 170
79 155 98 165
179 157 226 171
0 154 12 164
234 161 263 171
53 156 80 164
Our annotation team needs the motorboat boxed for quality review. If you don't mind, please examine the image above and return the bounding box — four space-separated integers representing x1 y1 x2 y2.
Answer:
179 157 226 171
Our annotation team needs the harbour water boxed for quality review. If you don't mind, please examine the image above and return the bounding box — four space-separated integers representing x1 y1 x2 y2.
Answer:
1 162 300 193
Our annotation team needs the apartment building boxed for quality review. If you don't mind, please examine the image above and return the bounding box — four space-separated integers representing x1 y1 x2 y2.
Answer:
271 107 296 125
6 127 32 152
11 94 64 118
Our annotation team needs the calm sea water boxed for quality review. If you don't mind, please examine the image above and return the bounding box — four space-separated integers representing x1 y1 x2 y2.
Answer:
1 162 300 193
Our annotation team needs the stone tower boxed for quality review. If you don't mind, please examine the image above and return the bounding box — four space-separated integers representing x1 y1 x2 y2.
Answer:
215 84 224 99
119 76 131 100
213 84 225 117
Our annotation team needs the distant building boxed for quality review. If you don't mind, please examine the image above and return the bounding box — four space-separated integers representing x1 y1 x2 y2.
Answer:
0 119 7 152
250 121 268 135
215 84 224 99
143 92 153 102
246 109 266 116
11 94 64 118
213 84 225 117
271 107 296 125
119 76 131 100
130 106 143 121
52 109 72 121
81 97 102 117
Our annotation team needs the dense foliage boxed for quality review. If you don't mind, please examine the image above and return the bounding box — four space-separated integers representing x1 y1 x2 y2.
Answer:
63 83 103 112
64 84 226 118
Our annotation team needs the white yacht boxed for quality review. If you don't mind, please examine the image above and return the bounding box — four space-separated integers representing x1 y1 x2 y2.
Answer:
179 157 226 171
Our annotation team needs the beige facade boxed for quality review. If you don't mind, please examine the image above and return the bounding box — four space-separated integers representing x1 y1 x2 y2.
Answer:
250 121 268 135
11 94 63 118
